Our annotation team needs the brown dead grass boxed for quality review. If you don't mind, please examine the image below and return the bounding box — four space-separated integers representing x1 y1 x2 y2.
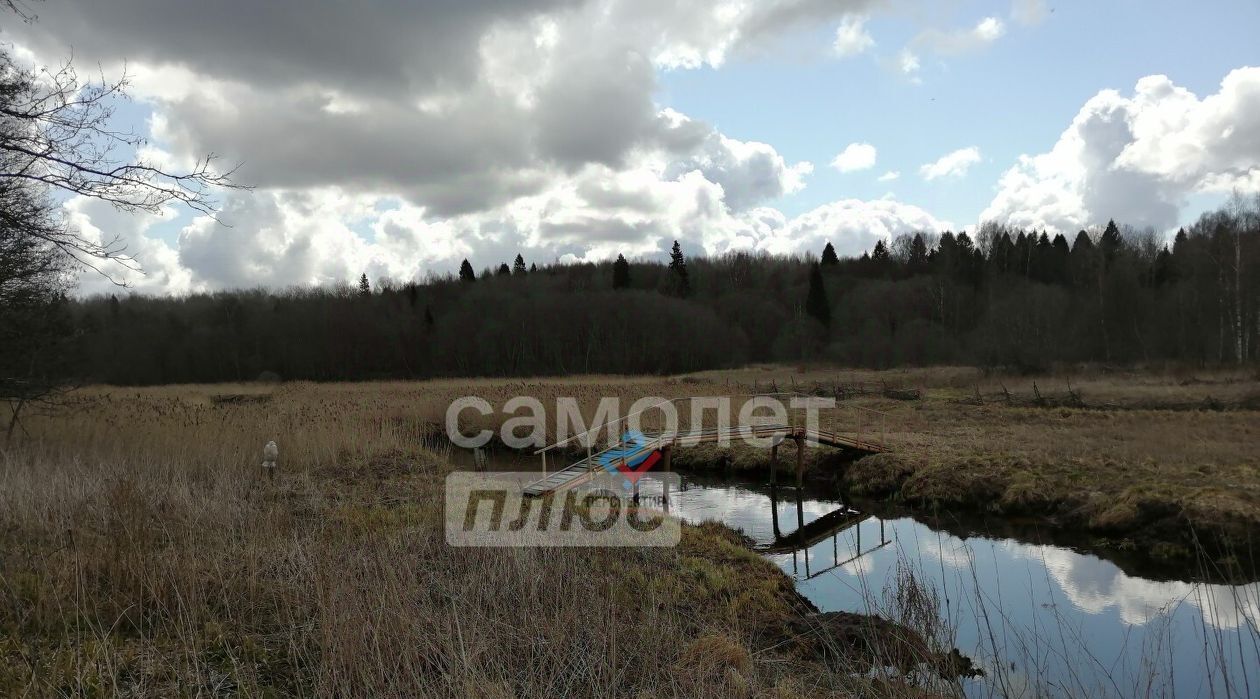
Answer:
1 377 970 697
7 364 1251 695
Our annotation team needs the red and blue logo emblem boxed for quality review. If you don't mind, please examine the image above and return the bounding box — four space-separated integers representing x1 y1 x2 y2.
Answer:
598 430 661 488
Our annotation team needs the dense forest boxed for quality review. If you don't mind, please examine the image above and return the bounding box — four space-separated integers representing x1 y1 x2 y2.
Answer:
53 197 1260 385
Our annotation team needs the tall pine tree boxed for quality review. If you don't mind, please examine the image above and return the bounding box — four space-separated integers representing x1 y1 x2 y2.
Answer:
870 240 891 277
612 253 630 289
1099 219 1123 269
821 242 839 266
667 240 691 297
512 254 527 276
458 259 476 283
358 273 371 296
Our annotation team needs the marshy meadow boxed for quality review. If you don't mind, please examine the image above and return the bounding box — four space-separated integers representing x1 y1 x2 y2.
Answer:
3 365 1258 696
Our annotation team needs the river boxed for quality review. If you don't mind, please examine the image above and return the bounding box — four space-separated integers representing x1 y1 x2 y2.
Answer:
638 472 1260 698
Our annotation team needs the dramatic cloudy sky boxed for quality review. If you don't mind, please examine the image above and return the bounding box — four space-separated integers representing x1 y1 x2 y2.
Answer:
4 0 1259 294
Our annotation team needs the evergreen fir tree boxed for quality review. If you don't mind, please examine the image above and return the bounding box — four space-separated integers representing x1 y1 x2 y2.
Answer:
1153 246 1175 287
870 240 891 277
1050 234 1071 285
1099 219 1123 268
612 253 630 289
512 254 527 276
358 273 371 296
1069 230 1096 287
805 262 830 328
458 259 476 283
1071 230 1094 253
667 240 691 297
821 242 839 266
496 263 511 277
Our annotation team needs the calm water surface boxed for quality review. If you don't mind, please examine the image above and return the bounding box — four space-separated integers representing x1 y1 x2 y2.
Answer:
638 473 1260 699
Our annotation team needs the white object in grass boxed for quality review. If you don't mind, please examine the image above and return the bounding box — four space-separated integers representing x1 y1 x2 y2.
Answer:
262 440 278 469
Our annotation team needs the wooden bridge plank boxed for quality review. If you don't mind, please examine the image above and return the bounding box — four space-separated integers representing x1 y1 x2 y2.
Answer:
522 424 885 496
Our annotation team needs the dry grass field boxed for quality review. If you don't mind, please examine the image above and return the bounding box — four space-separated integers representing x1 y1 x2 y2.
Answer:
1 376 969 697
2 364 1257 695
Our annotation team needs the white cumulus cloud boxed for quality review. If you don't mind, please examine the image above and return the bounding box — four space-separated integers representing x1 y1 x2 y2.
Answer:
833 15 874 57
898 49 921 79
830 142 878 172
877 170 900 182
916 16 1006 55
920 147 982 180
761 198 950 258
981 67 1260 233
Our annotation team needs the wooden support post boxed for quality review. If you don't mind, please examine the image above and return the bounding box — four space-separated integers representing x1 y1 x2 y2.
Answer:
794 480 805 547
794 436 805 546
769 442 778 486
769 482 782 539
794 436 804 490
662 444 673 512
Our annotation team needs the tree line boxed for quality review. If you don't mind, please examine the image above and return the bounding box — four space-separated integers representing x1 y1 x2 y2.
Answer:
57 196 1260 385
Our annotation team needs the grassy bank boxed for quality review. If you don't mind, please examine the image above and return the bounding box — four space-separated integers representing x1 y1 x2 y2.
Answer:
664 365 1259 573
2 384 965 697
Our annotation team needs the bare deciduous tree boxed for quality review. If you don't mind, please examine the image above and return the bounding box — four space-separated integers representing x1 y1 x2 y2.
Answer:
1 2 245 433
1 50 245 276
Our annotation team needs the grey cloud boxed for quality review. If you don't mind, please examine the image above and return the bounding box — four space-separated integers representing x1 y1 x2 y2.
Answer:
9 0 581 95
576 178 660 213
532 47 659 168
538 215 656 244
739 0 882 44
177 191 367 289
7 0 834 219
154 83 543 216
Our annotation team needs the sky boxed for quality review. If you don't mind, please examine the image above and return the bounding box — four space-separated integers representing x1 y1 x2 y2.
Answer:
4 0 1259 295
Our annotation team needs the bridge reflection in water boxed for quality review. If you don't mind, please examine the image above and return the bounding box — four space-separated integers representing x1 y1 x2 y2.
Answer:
760 483 890 581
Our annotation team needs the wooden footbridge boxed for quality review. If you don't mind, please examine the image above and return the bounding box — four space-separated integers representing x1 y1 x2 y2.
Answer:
523 412 888 498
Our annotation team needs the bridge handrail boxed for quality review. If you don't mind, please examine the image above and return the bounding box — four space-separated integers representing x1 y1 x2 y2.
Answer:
530 390 891 475
532 396 690 455
526 390 861 455
533 392 890 456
